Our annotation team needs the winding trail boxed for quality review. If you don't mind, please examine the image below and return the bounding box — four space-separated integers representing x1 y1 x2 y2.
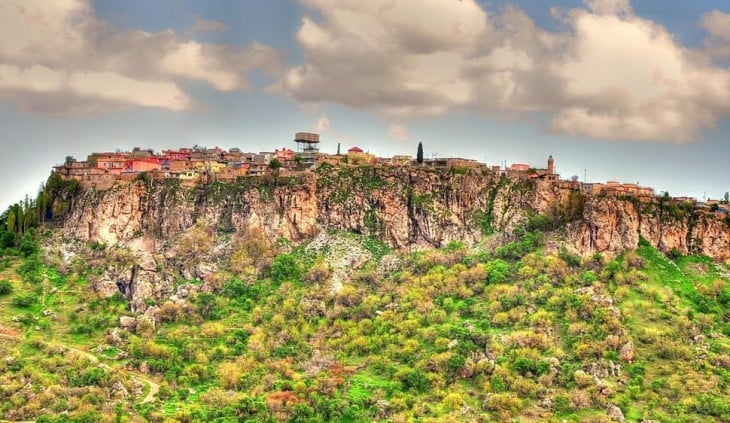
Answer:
0 326 159 405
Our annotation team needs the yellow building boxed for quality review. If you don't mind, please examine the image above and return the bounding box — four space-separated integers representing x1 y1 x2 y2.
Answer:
347 146 375 165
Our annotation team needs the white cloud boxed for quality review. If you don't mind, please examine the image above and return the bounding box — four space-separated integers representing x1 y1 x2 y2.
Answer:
701 10 730 59
583 0 633 17
279 0 491 117
702 10 730 41
551 10 730 142
387 123 409 142
0 0 282 115
193 18 228 33
279 0 730 143
313 113 331 132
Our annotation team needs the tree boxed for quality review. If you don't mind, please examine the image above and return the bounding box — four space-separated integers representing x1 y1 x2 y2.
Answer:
417 142 424 164
269 158 283 177
269 158 283 170
723 192 729 204
337 142 341 156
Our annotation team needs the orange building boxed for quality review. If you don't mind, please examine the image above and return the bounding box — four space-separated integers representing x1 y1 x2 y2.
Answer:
125 157 162 173
275 148 296 169
96 154 128 175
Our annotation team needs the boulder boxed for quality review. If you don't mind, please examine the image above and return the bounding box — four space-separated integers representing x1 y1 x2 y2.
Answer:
111 381 129 400
607 404 626 423
108 327 123 345
119 316 137 330
619 341 635 363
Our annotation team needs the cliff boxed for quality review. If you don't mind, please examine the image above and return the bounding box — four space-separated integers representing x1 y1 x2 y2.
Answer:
48 166 729 310
59 166 729 261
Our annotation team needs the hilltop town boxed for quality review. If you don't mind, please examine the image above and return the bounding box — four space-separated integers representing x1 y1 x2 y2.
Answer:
52 131 729 215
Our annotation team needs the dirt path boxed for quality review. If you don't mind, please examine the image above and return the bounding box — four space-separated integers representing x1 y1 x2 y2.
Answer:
0 325 21 338
61 344 160 404
0 325 159 405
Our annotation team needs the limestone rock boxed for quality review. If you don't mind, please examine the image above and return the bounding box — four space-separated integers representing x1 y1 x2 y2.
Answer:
607 404 626 423
136 314 156 333
95 277 122 299
51 168 730 310
619 341 635 363
73 173 728 261
119 316 137 330
304 350 335 377
108 327 123 345
111 381 129 400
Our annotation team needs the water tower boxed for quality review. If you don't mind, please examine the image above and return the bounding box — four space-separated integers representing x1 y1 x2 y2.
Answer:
294 132 320 168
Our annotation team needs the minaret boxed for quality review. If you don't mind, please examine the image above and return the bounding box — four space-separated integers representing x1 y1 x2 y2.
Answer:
547 155 554 174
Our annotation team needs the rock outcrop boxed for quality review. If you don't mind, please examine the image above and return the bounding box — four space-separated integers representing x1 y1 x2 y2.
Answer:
46 166 730 312
59 166 729 262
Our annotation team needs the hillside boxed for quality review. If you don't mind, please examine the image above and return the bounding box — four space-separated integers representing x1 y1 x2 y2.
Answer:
0 227 729 422
0 165 728 422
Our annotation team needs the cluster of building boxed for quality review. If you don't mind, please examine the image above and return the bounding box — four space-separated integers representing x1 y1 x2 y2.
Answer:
581 181 655 199
51 131 727 216
54 146 295 185
52 132 420 188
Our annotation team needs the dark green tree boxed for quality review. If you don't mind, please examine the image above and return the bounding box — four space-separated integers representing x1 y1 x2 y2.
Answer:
337 142 341 155
268 158 283 170
417 142 424 164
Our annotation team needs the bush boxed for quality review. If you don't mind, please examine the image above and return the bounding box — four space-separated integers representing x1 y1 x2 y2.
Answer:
195 292 221 320
70 367 110 387
0 230 17 249
399 369 430 393
19 233 38 257
484 393 523 416
694 393 730 418
12 293 38 308
269 253 302 283
0 279 11 295
667 247 682 261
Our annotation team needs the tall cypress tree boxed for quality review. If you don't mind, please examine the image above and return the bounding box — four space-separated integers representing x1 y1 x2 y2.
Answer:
416 142 424 164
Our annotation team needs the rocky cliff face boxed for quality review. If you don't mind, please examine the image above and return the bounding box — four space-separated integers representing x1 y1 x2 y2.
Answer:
60 166 729 263
49 166 729 311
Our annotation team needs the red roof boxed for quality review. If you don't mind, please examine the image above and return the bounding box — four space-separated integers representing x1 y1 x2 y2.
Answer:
348 146 363 153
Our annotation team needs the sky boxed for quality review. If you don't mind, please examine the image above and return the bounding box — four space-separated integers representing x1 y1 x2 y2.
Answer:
1 0 729 211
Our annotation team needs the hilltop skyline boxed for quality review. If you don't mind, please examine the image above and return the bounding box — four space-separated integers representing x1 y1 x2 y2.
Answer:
2 0 730 211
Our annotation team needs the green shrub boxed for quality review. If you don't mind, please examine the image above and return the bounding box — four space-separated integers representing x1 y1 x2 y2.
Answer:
399 369 430 393
11 292 38 307
552 395 572 414
490 375 507 393
0 279 11 295
17 255 44 283
269 253 302 283
694 394 730 418
667 247 682 261
195 292 221 319
69 368 110 387
485 393 523 416
19 233 38 257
